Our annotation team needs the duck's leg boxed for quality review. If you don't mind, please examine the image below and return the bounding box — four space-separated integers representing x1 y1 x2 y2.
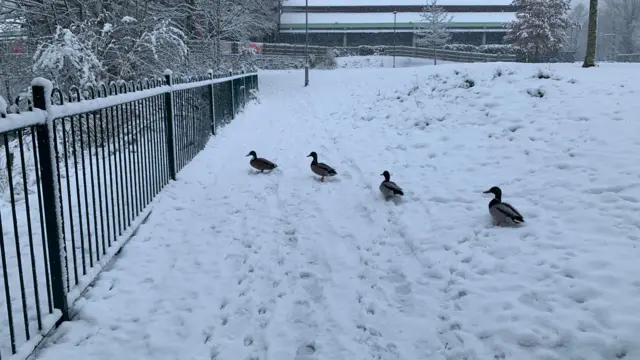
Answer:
320 176 325 182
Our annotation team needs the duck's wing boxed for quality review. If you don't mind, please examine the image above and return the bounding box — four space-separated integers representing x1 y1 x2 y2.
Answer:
317 162 337 175
257 157 277 168
496 202 524 222
382 181 403 195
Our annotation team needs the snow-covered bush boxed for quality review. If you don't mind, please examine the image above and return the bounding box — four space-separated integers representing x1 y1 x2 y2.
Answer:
321 49 338 69
534 68 553 79
442 44 478 52
493 67 504 79
32 16 188 88
527 87 546 97
442 43 523 56
32 26 104 87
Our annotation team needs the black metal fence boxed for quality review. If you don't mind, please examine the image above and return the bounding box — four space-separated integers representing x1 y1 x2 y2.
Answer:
0 70 259 359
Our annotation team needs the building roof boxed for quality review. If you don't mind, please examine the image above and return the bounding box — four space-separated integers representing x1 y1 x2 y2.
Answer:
282 0 514 6
280 11 514 31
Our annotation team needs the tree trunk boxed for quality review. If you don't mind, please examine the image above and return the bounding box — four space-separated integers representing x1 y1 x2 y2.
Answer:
433 45 437 65
583 0 598 67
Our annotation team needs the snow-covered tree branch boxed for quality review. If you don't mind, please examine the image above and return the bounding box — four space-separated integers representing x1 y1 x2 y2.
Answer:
32 15 187 86
414 0 453 65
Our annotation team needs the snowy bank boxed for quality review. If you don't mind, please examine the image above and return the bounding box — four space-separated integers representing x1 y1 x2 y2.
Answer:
30 62 640 360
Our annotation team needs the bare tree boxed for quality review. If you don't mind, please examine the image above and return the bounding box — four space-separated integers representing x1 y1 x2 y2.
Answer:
603 0 640 54
583 0 598 67
570 3 589 24
192 0 278 42
1 0 279 89
415 0 453 65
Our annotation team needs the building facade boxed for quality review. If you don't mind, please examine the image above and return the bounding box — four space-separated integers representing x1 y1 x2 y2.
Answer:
278 0 516 46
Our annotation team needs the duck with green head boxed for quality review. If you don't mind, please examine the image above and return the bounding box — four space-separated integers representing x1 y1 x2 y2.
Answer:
379 170 404 199
246 150 277 173
483 186 524 226
307 151 337 182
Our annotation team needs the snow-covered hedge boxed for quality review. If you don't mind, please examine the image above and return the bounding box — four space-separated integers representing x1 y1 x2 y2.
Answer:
443 43 524 56
331 44 523 57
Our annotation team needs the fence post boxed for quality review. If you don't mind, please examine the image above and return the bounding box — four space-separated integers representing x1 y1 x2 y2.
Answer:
207 70 216 135
164 70 177 181
31 81 69 321
242 74 247 106
230 71 235 119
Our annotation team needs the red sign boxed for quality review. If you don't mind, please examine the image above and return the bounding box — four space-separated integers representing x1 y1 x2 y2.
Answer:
9 41 25 54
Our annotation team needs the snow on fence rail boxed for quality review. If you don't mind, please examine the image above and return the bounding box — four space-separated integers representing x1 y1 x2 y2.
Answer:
0 70 259 360
261 43 517 63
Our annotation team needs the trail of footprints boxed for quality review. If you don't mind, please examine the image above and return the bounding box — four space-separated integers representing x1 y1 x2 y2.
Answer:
350 202 407 359
205 187 287 360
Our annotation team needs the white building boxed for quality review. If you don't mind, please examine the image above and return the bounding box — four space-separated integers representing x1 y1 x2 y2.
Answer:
277 0 516 46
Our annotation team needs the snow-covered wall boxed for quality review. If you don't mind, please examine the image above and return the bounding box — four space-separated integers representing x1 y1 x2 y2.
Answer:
282 0 512 5
280 12 515 26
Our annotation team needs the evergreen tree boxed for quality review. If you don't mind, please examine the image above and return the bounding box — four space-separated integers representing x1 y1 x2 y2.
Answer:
504 0 571 61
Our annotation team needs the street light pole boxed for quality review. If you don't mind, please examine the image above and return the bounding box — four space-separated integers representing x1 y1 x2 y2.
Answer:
305 0 310 86
393 11 397 68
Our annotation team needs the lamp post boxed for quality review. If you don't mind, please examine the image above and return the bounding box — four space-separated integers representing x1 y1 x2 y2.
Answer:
393 10 397 68
304 0 310 86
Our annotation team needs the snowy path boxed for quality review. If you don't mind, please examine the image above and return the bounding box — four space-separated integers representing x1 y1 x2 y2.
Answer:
34 65 640 360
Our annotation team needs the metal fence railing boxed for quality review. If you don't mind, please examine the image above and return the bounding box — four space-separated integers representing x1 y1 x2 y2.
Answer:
0 70 259 360
616 53 640 62
260 43 517 63
386 46 516 63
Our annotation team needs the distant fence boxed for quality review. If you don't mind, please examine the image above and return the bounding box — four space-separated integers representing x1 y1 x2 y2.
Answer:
616 53 640 62
0 70 258 359
261 43 517 63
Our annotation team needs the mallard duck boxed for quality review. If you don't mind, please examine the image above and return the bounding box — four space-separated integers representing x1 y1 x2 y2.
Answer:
380 171 404 198
307 151 337 182
246 151 277 172
483 186 524 226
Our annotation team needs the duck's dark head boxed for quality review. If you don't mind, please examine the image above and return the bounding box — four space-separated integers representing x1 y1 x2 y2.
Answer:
246 150 257 158
380 170 391 181
307 151 318 159
483 186 502 199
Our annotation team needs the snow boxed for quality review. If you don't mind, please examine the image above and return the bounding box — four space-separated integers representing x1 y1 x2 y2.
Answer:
121 16 137 23
280 12 515 25
0 110 47 133
335 55 456 68
163 69 173 77
31 77 54 112
31 63 640 360
101 23 113 34
0 72 256 359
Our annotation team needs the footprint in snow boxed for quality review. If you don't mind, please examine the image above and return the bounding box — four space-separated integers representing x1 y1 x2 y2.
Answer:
294 343 317 360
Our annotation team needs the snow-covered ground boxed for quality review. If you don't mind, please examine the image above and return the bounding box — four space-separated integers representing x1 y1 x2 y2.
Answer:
32 63 640 360
336 55 455 69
